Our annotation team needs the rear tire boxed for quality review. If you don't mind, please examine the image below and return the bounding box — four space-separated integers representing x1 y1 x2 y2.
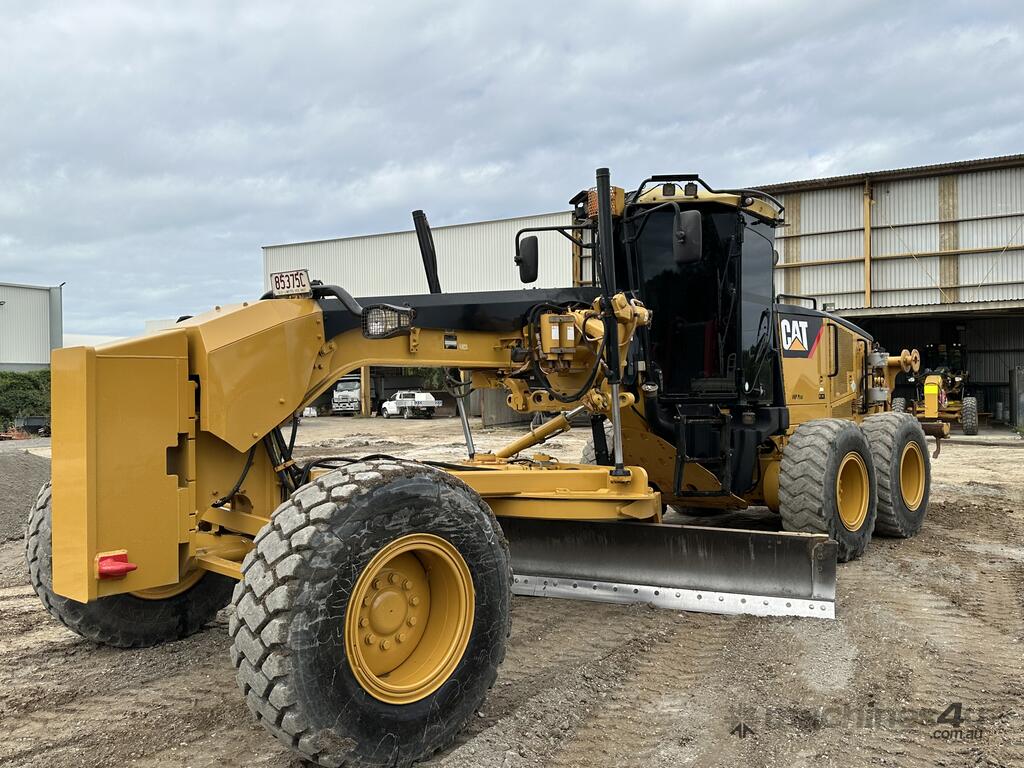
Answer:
403 407 411 419
892 397 906 413
779 419 877 562
230 460 511 768
26 482 233 648
961 396 978 435
861 413 930 537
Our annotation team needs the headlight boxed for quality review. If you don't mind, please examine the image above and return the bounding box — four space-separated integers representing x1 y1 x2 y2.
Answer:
361 304 415 339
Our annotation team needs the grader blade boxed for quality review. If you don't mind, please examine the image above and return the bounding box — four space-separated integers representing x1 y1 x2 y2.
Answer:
502 518 838 619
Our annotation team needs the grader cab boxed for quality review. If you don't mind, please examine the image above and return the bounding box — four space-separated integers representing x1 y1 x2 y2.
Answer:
29 169 933 767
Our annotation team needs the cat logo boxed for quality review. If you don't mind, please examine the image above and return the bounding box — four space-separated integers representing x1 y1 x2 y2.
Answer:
779 314 823 359
780 319 809 352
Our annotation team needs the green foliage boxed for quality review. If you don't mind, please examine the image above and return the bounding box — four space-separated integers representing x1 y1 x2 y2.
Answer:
0 369 50 427
403 367 445 390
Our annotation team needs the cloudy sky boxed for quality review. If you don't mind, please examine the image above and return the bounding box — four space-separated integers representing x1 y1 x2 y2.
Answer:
1 1 1022 336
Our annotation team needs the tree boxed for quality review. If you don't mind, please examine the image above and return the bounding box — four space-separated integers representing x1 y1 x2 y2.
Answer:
0 370 50 428
403 367 446 390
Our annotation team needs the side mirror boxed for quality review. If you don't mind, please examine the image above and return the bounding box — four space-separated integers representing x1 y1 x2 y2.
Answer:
672 210 703 265
516 235 539 283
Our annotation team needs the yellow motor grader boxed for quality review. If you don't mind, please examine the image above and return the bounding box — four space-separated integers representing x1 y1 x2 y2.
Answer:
28 169 932 767
893 344 979 435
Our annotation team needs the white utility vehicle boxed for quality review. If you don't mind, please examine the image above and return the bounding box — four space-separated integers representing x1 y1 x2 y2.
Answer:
378 390 442 419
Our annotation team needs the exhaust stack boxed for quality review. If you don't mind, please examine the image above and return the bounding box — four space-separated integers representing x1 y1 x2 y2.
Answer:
412 209 442 295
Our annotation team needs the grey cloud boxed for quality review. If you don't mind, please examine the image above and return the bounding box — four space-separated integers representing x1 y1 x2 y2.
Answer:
0 0 1022 334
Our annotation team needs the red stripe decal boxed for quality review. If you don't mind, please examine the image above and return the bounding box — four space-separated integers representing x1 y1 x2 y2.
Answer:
808 326 825 357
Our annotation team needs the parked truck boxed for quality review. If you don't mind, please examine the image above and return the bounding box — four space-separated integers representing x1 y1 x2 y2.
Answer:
331 374 363 415
379 389 442 418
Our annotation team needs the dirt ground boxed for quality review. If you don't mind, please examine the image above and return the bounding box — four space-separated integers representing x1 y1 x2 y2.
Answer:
1 416 1022 768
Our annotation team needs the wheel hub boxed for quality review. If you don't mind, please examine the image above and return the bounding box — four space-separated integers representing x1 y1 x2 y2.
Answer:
899 441 925 510
355 554 429 674
836 451 869 531
345 534 474 705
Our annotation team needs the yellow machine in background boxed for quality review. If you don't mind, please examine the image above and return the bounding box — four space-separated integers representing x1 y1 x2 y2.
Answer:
29 169 935 768
893 364 978 437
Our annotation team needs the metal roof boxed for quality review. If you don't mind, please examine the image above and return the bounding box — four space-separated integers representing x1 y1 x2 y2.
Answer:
0 280 60 291
758 154 1024 194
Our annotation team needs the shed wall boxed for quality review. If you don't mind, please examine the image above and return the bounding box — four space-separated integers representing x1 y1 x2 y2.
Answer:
0 283 59 369
773 166 1024 313
263 212 574 296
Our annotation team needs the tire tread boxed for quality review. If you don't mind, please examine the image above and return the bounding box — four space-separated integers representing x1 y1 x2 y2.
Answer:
231 459 512 767
778 418 876 562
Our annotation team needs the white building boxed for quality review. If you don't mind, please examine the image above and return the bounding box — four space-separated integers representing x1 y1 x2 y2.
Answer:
0 281 62 371
263 211 572 296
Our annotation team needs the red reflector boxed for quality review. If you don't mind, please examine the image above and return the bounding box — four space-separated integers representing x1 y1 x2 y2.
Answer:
97 552 138 579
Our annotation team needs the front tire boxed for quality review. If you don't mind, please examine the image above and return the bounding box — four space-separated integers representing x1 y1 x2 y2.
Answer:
779 419 877 562
381 407 390 419
892 397 906 413
26 482 233 648
230 460 511 768
961 396 979 435
861 413 930 537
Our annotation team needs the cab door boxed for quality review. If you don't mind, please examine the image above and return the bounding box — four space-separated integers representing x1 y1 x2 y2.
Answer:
825 322 863 418
777 310 828 424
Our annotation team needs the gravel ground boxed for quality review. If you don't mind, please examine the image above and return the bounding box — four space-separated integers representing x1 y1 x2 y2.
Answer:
1 418 1022 768
0 450 49 542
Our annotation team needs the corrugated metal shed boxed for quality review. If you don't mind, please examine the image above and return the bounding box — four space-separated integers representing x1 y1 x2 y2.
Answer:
764 155 1024 413
771 157 1024 316
263 212 574 296
862 313 1024 387
760 153 1024 194
964 316 1023 384
0 282 62 370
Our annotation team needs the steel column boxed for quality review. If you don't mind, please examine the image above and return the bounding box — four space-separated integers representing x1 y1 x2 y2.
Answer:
863 181 872 308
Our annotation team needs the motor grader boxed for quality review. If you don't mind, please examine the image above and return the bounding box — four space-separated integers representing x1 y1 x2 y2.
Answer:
893 344 979 435
28 169 933 767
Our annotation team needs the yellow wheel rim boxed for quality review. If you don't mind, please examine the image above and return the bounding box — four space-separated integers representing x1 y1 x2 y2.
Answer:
836 451 869 531
899 441 926 511
131 568 204 600
345 533 474 705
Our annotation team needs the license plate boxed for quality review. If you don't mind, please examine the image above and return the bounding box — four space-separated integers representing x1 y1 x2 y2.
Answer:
269 269 312 297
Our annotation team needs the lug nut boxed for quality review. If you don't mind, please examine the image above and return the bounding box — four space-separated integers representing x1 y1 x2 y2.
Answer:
407 617 418 627
364 634 376 645
402 579 412 590
372 578 382 590
359 617 368 628
410 596 420 607
397 633 407 643
362 597 371 607
380 639 391 651
389 572 399 584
